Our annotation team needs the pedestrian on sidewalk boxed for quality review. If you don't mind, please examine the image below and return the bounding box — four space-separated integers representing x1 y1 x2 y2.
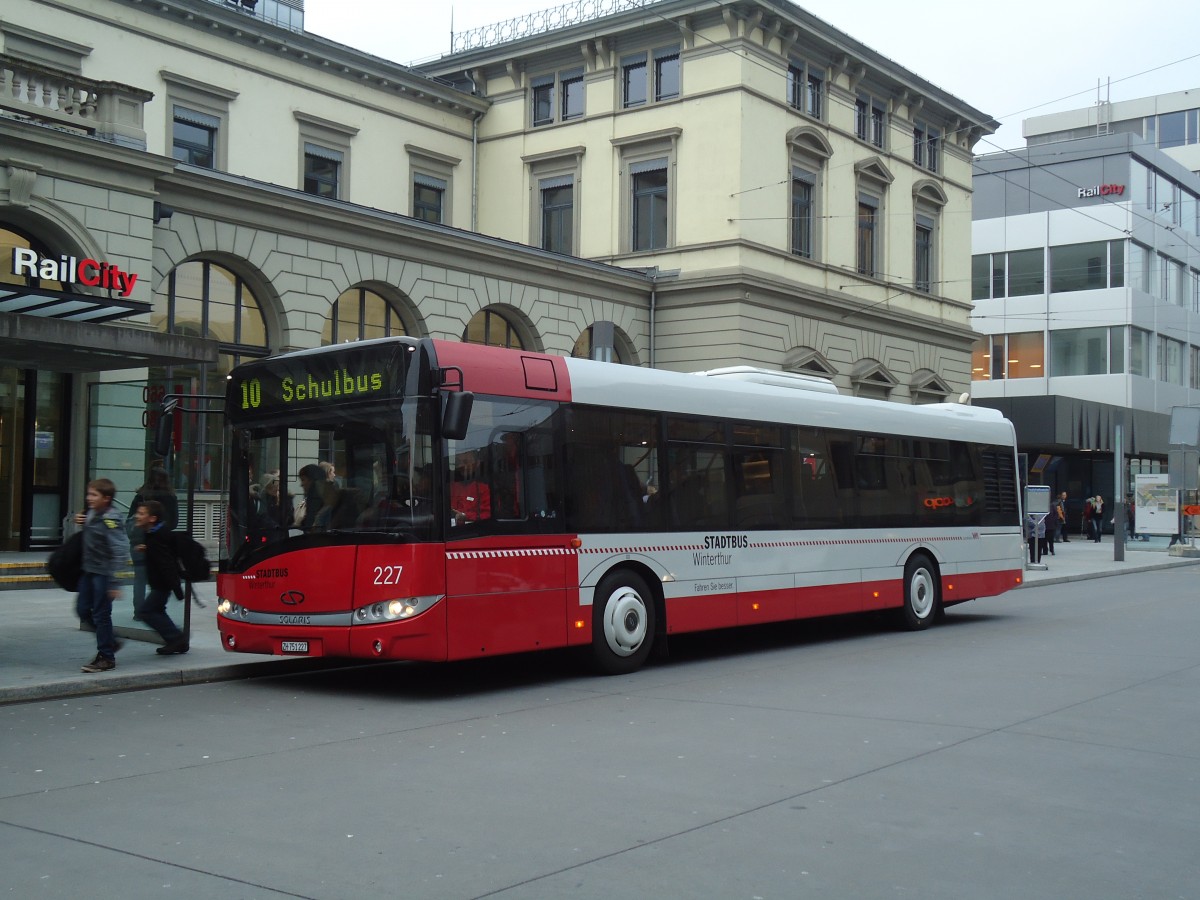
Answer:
1056 492 1070 542
75 478 130 674
133 499 189 655
1091 495 1105 542
1043 501 1058 555
128 467 178 616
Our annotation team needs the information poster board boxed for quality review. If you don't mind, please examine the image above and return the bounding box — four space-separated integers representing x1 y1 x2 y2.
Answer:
1134 474 1177 536
1024 484 1051 515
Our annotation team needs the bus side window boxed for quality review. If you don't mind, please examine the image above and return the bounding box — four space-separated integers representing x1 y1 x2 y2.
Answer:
733 449 785 529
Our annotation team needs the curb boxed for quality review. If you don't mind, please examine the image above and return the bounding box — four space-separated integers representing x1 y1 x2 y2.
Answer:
1018 556 1200 589
0 656 360 706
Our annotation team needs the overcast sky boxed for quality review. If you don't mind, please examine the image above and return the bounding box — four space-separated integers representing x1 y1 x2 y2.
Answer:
304 0 1200 150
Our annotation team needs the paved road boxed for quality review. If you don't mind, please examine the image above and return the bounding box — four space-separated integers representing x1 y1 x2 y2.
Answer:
2 564 1198 899
3 536 1194 705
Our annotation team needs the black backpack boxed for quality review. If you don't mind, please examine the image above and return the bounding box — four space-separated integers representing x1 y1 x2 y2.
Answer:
46 531 83 592
174 532 212 582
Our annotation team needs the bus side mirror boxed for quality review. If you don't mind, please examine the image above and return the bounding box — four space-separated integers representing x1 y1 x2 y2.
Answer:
153 408 174 458
442 391 474 441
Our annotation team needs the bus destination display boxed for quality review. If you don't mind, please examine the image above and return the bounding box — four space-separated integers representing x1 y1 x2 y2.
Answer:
229 344 408 415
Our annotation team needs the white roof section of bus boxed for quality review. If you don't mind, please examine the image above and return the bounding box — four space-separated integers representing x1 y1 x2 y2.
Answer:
564 357 1014 446
695 366 840 394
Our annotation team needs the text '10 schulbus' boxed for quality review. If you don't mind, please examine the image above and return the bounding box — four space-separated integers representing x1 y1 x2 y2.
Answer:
217 337 1024 675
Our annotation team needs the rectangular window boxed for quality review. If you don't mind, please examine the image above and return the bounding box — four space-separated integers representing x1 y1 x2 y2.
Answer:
791 168 814 259
631 160 669 251
1191 346 1200 390
531 75 554 126
1130 327 1151 377
1007 248 1044 296
1133 243 1154 293
666 418 729 530
172 106 217 168
1051 327 1114 376
539 176 573 255
622 48 679 109
532 68 585 126
413 174 445 224
564 408 659 532
855 98 869 141
302 145 341 199
1049 240 1127 293
913 121 938 172
971 254 991 301
974 250 1045 298
622 53 647 108
856 197 877 277
1158 110 1186 149
1005 332 1045 378
914 216 933 293
854 94 886 147
1159 336 1184 384
1156 172 1174 221
1110 327 1125 373
1159 253 1174 303
561 69 584 120
654 46 680 101
787 60 822 118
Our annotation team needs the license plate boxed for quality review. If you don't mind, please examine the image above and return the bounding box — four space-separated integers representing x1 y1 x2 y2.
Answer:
281 641 308 654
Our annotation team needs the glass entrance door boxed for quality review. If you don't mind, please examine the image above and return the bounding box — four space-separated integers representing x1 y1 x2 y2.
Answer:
0 367 70 550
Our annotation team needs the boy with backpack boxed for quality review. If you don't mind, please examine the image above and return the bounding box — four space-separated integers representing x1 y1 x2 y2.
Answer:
133 499 189 655
75 478 130 673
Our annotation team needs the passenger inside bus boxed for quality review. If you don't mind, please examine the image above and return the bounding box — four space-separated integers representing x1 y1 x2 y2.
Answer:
296 464 326 529
255 471 292 530
451 450 491 523
313 480 363 530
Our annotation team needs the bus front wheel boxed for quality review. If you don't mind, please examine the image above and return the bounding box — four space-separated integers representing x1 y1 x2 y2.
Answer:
591 571 656 675
900 553 939 631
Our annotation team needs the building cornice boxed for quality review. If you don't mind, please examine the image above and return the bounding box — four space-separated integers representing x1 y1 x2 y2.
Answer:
44 0 490 117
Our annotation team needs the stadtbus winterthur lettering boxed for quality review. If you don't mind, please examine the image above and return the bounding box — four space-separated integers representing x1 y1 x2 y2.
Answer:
237 369 384 410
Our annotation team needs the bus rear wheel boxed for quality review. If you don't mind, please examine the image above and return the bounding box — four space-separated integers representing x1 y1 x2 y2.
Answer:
591 571 656 675
900 553 939 631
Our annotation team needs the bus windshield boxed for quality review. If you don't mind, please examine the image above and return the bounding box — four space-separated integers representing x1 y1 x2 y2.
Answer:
224 338 438 567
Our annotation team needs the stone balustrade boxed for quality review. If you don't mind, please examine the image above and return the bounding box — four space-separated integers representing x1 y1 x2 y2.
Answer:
0 54 152 149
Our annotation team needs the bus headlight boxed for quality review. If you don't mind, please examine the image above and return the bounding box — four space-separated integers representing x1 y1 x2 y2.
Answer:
352 595 441 624
217 598 250 619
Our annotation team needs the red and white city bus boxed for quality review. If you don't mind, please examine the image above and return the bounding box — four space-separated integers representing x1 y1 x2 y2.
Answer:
217 337 1024 674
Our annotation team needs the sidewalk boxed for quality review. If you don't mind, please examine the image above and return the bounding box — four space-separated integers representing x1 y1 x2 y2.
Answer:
2 538 1198 705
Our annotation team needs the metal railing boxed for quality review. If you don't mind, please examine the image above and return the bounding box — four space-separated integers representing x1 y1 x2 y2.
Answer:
452 0 668 53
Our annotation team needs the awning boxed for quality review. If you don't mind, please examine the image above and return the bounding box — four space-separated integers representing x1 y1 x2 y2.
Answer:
975 395 1171 458
0 284 152 324
0 312 218 373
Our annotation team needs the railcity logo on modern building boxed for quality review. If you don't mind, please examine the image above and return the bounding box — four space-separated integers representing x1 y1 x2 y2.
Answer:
10 248 139 297
1077 183 1125 199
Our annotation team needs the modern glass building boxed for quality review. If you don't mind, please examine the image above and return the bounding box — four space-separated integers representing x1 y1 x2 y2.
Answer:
971 126 1200 528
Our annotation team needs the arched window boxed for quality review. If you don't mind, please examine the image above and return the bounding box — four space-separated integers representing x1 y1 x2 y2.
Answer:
1 227 66 290
571 323 629 364
155 259 267 352
323 286 408 344
463 308 525 350
153 260 269 491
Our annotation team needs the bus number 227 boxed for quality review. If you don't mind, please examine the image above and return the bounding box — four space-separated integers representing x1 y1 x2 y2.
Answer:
373 566 403 585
